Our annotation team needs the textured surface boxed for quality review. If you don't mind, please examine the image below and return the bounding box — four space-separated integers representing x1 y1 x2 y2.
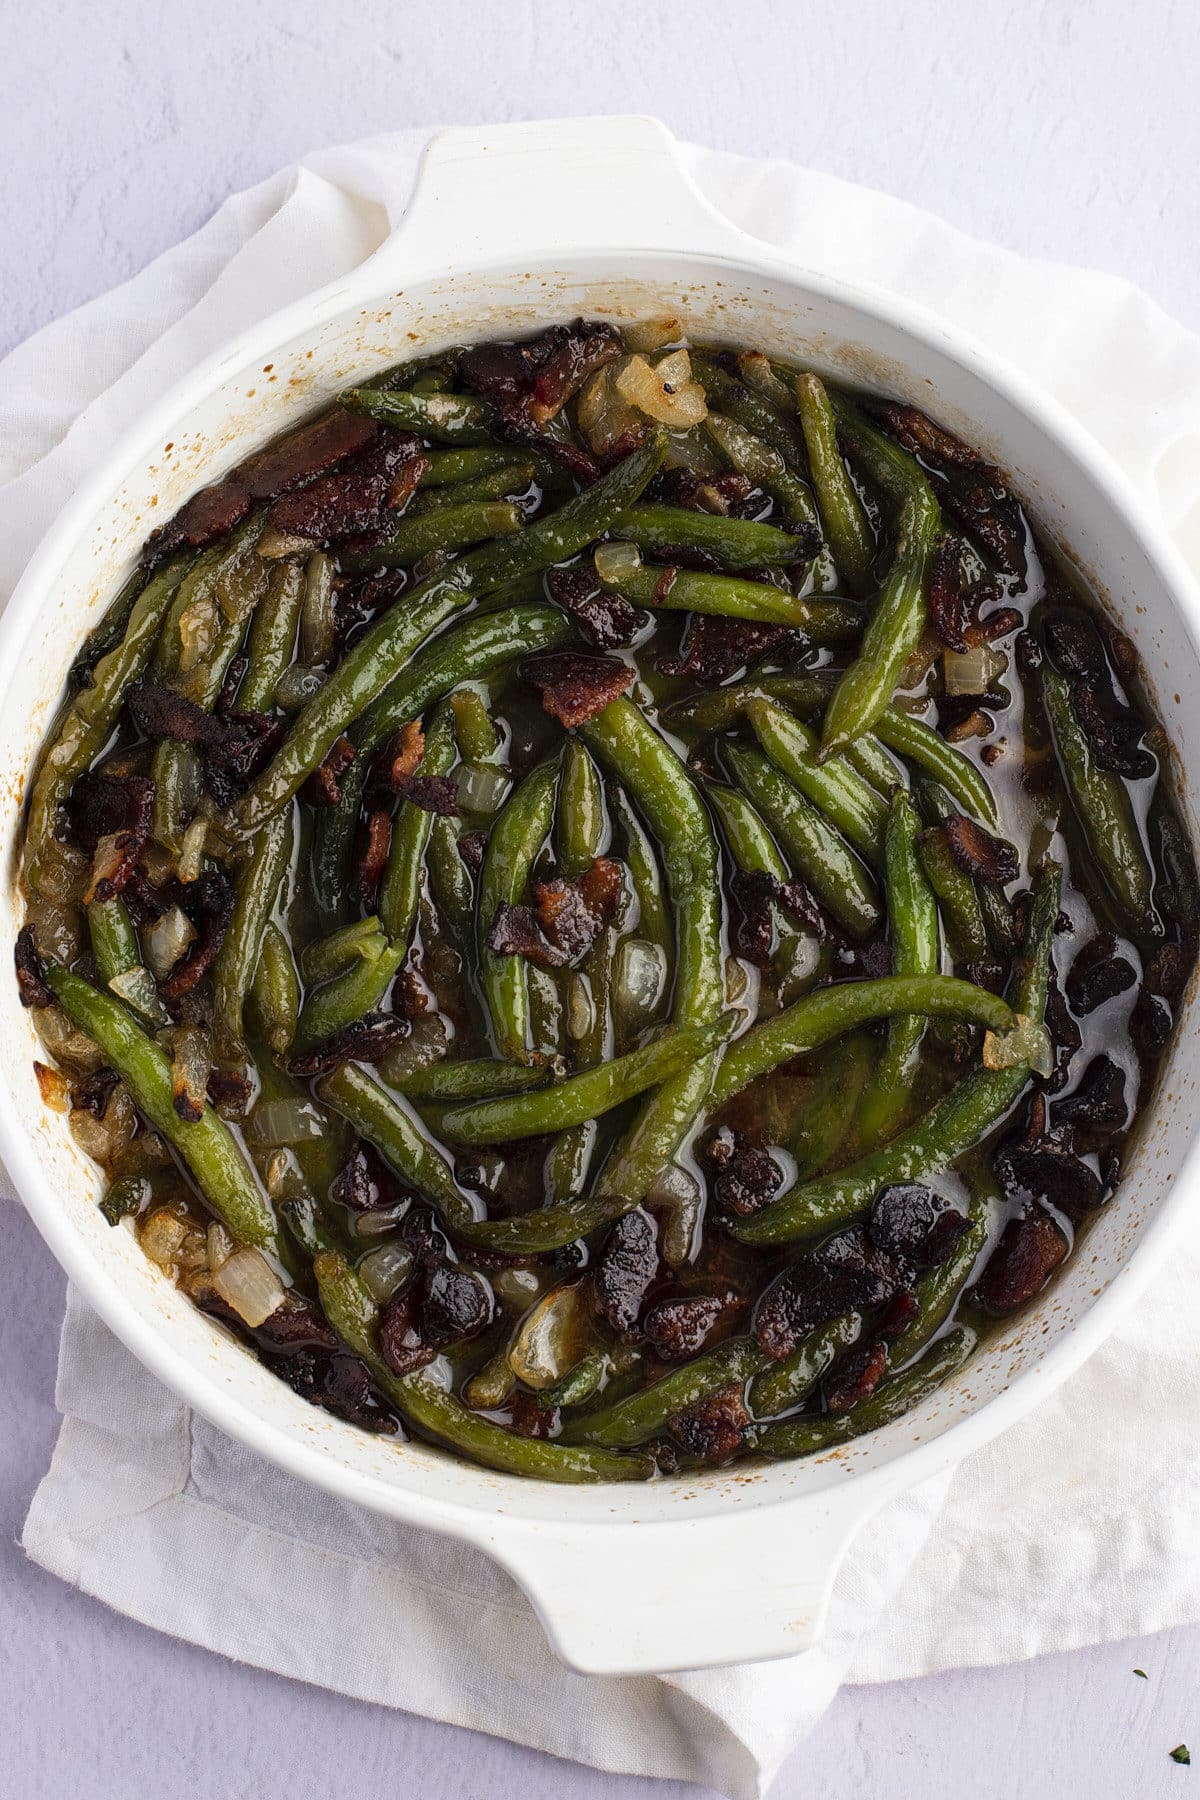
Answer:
5 0 1200 1793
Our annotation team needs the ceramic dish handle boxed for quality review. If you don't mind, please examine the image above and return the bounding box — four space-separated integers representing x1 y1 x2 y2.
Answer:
374 114 750 276
491 1484 894 1675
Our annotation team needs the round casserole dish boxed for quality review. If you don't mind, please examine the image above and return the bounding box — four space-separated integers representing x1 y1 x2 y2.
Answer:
3 116 1199 1675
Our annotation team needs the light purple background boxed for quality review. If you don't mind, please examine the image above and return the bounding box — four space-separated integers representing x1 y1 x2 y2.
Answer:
5 1 1200 1794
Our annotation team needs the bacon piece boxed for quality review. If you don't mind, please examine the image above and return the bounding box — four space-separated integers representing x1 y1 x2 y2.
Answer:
142 481 253 567
14 925 51 1009
753 1226 909 1361
521 650 634 728
207 1069 254 1115
869 1184 970 1267
457 830 487 876
545 565 645 650
204 710 288 804
231 410 377 501
927 533 968 652
159 868 234 999
127 681 231 747
701 1125 783 1218
671 1385 749 1460
974 1206 1068 1313
267 432 425 542
331 1141 408 1214
872 403 999 477
594 1209 659 1333
459 320 622 430
356 809 393 902
643 1290 744 1361
287 1012 410 1077
393 773 459 816
660 614 794 686
1064 932 1137 1015
944 814 1019 885
995 1141 1104 1222
302 734 356 807
728 868 777 965
485 902 566 970
69 774 155 904
824 1340 890 1414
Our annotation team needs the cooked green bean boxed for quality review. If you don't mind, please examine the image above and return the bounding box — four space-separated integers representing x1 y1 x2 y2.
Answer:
293 933 407 1054
479 759 558 1063
691 355 811 476
859 791 939 1144
394 1058 550 1101
87 896 141 985
789 1032 875 1178
562 1337 765 1448
609 786 672 963
340 386 499 443
239 558 305 711
917 824 989 960
418 447 531 486
249 920 300 1059
723 742 882 939
1042 664 1153 928
379 706 456 943
339 501 524 574
703 410 823 538
556 740 605 879
746 697 887 866
412 463 536 511
25 557 188 892
427 814 475 945
230 432 666 836
43 963 276 1251
212 806 294 1063
755 1324 976 1456
316 1061 477 1231
819 482 940 759
598 560 860 633
888 1167 996 1367
610 504 809 570
873 708 998 825
795 372 875 592
748 1313 862 1420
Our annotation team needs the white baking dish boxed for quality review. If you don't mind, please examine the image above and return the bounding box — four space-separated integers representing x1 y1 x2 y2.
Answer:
4 116 1199 1677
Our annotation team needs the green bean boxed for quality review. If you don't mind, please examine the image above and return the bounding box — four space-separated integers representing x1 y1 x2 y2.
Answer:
747 697 888 866
313 1251 651 1482
299 915 386 986
556 740 605 879
1042 664 1152 928
888 1167 996 1367
418 447 531 486
562 1337 765 1448
440 1016 730 1144
755 1324 976 1457
212 806 294 1063
25 557 189 893
251 1042 345 1197
70 568 145 689
478 759 558 1063
609 786 672 964
828 390 930 511
296 551 337 668
239 558 305 711
453 1191 629 1256
789 1032 875 1178
88 896 141 985
100 1172 152 1227
339 386 499 444
819 482 940 759
873 708 998 825
230 433 667 836
412 464 535 512
917 825 989 960
918 775 1016 954
379 707 456 943
293 933 407 1054
748 1313 863 1420
42 963 276 1251
734 865 1059 1243
705 780 786 880
427 815 475 944
610 504 809 570
795 372 875 592
339 501 524 574
859 791 939 1144
662 674 839 734
711 973 1015 1111
316 1061 477 1230
308 754 365 935
249 920 300 1059
395 1058 551 1101
703 410 822 537
691 355 811 475
723 743 881 939
449 688 500 763
150 739 201 856
1149 789 1200 936
599 560 859 632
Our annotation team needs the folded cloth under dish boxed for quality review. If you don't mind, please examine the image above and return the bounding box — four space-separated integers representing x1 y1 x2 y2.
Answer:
8 129 1200 1800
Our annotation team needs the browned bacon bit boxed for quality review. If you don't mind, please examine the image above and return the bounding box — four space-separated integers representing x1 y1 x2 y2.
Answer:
392 772 459 816
1065 932 1137 1015
728 868 777 965
529 322 624 427
267 431 425 543
355 809 392 901
231 409 377 501
643 1289 744 1362
457 830 487 876
869 1184 970 1268
943 709 992 745
379 1286 435 1377
207 1068 254 1115
127 681 231 747
944 814 1019 886
594 1208 659 1333
521 649 634 729
391 959 432 1020
968 602 1023 643
459 320 622 430
872 403 1000 480
701 1125 783 1217
508 1390 558 1440
1042 607 1155 779
650 468 757 517
216 653 249 716
660 614 794 686
389 719 425 782
485 902 566 970
824 1340 890 1415
204 709 288 804
753 1226 908 1361
70 1066 120 1117
927 533 969 652
964 958 1006 995
81 780 156 904
422 1264 493 1349
529 856 622 964
302 734 356 807
974 1206 1069 1313
332 1141 408 1214
934 478 1027 581
1052 1054 1128 1138
15 925 51 1009
876 1287 921 1342
66 770 155 853
287 1011 410 1077
545 565 645 650
996 1140 1105 1221
141 481 253 568
672 1385 750 1461
160 868 234 999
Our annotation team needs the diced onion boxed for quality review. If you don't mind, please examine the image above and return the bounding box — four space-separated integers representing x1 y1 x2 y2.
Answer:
145 904 196 978
378 1014 451 1084
566 973 595 1043
109 965 172 1028
646 1163 702 1269
620 318 681 353
358 1241 416 1305
660 429 724 476
139 1206 190 1270
352 1201 410 1240
274 664 325 713
207 1222 234 1272
33 1003 104 1074
247 1098 328 1146
177 815 208 884
33 1061 69 1111
736 351 795 411
455 761 511 814
614 939 667 1030
654 348 693 392
177 593 218 674
213 1245 286 1327
614 353 708 429
943 643 1007 696
69 1084 137 1166
170 1023 211 1121
256 527 314 560
508 1280 594 1389
983 1014 1055 1078
593 539 643 586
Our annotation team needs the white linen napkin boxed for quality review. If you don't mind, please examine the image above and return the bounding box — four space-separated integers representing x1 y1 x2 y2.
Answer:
10 127 1200 1799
